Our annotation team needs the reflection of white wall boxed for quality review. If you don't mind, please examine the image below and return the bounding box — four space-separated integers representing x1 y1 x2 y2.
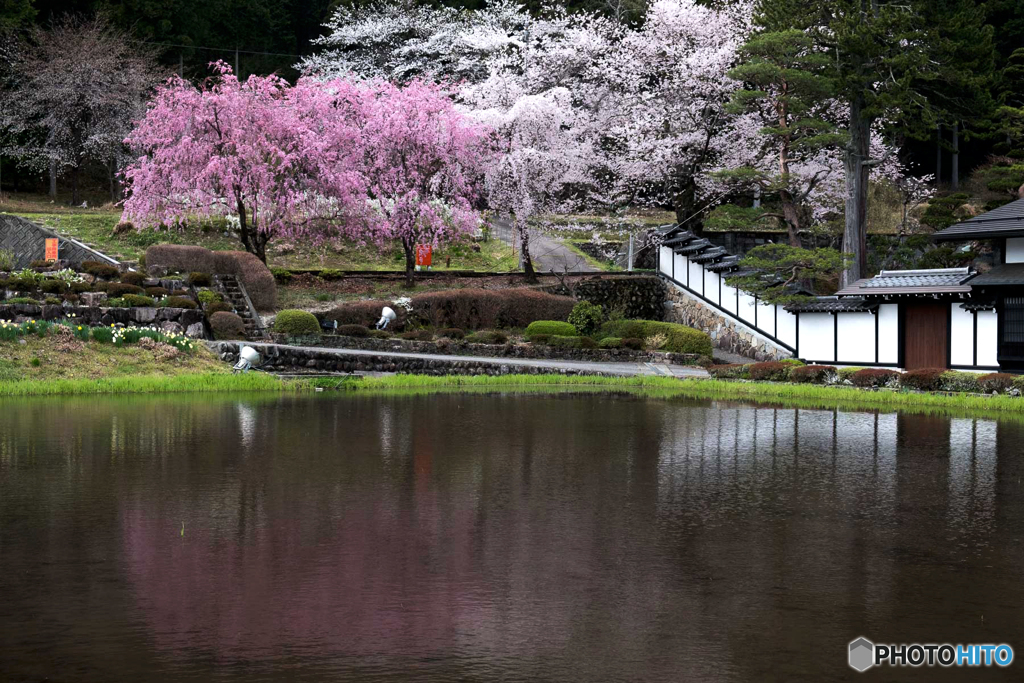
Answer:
777 309 797 348
1007 237 1024 263
977 310 998 367
950 304 974 366
877 305 899 365
948 419 998 536
837 312 876 363
799 313 835 362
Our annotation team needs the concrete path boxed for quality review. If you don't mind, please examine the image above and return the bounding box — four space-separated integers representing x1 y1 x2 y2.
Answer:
489 218 599 273
239 342 709 379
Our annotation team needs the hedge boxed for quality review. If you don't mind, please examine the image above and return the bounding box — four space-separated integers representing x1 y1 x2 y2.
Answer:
274 309 320 336
337 324 370 337
161 296 197 310
747 361 791 381
978 373 1015 393
210 311 246 340
322 300 398 329
548 335 598 350
851 368 900 388
599 319 711 355
438 328 465 339
900 368 946 391
466 330 508 344
525 320 577 339
145 245 276 310
708 363 749 379
410 288 575 330
598 336 622 349
789 365 837 384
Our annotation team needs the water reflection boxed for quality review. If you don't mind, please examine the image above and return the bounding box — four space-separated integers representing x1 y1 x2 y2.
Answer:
0 394 1021 682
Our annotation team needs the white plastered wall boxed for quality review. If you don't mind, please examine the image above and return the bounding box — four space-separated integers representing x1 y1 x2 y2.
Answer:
837 312 877 364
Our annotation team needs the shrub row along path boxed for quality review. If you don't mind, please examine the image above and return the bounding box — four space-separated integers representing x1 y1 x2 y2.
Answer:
237 343 710 378
489 217 599 273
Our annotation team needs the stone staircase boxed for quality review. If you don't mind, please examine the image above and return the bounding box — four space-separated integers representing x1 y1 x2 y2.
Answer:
213 274 267 341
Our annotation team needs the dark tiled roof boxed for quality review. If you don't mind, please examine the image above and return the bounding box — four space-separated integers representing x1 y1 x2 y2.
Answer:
661 231 695 247
676 238 713 255
933 198 1024 241
961 301 996 311
690 246 728 263
967 263 1024 286
705 256 741 272
836 268 975 296
785 297 879 313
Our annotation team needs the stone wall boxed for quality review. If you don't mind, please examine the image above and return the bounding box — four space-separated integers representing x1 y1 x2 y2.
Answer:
0 303 207 337
211 342 619 376
269 333 703 366
541 275 666 320
663 285 792 362
0 214 119 269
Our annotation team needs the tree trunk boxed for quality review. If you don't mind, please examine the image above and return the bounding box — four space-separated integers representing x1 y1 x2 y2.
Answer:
403 239 415 288
935 123 942 184
951 122 959 190
515 217 537 283
779 189 802 247
71 164 79 206
672 177 702 236
49 160 57 199
109 159 118 204
841 98 872 288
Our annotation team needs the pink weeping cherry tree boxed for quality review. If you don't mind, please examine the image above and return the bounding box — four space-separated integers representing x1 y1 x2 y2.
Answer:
122 63 367 263
360 80 493 287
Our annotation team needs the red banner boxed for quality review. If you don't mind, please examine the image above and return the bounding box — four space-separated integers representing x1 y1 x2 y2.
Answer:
415 244 433 267
44 238 59 261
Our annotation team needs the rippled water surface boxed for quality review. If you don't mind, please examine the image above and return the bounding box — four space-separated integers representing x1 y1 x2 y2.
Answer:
1 392 1023 681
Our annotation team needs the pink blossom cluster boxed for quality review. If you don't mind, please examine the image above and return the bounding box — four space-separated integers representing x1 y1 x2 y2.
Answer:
122 64 492 261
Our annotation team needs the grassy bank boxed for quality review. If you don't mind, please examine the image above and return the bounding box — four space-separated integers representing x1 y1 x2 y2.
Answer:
0 371 298 396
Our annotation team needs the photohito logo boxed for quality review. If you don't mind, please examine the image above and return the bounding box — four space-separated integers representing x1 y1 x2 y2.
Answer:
848 637 1014 672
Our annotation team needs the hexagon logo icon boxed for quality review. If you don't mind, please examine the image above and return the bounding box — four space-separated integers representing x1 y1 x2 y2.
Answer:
849 637 874 672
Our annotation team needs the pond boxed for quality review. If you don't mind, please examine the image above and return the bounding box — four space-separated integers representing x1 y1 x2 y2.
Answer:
1 392 1022 681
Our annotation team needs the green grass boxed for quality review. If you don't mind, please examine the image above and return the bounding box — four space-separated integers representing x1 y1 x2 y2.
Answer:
0 371 299 397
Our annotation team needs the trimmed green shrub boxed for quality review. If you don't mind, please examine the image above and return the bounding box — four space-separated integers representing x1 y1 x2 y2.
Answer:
205 301 234 315
120 271 146 287
978 372 1015 393
438 327 465 339
598 336 622 349
105 297 128 307
210 311 246 340
466 330 508 344
106 283 145 298
529 334 551 345
837 367 865 382
44 296 61 305
30 259 51 269
8 277 37 291
69 281 92 294
748 361 792 381
6 297 40 304
599 319 711 355
274 309 320 336
525 320 577 339
122 294 156 307
568 300 604 335
622 337 644 350
338 324 370 337
320 268 344 280
900 368 946 391
270 267 293 283
188 271 212 286
161 296 198 309
401 329 434 341
198 289 223 306
708 363 750 379
779 358 805 366
368 329 392 339
83 261 119 279
39 279 66 294
851 368 900 388
322 300 397 329
548 335 598 350
939 371 982 393
789 365 837 384
146 286 169 297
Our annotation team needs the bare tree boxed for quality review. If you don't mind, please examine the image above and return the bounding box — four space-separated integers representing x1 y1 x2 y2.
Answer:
0 14 162 204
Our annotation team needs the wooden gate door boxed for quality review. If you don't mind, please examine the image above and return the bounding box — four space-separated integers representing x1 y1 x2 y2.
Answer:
903 301 948 370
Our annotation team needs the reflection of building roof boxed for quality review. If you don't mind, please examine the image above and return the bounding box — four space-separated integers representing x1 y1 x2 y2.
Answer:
784 297 879 313
933 198 1024 241
967 263 1024 286
835 268 975 296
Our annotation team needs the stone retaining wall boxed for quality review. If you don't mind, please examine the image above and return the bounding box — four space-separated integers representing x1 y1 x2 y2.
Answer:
540 275 666 320
0 214 119 269
0 303 207 337
663 286 791 362
211 342 617 376
269 333 703 366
